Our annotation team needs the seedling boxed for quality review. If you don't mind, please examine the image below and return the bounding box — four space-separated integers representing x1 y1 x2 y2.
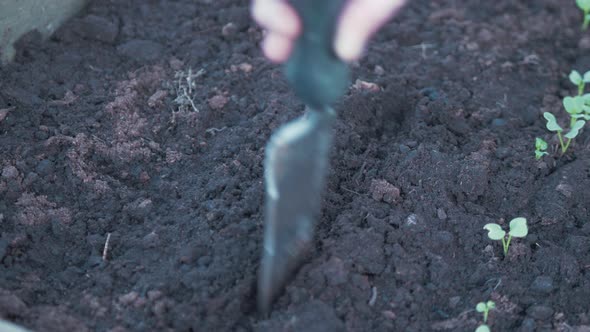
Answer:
543 98 587 154
539 70 590 156
534 137 548 160
569 70 590 96
475 301 495 332
484 217 528 256
577 0 590 30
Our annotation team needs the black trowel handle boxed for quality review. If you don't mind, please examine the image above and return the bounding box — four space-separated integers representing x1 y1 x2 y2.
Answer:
284 0 350 109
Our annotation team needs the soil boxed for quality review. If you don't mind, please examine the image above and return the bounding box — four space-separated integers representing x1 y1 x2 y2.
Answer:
1 0 590 331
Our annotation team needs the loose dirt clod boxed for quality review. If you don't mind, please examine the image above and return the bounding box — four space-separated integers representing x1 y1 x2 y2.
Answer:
370 179 401 204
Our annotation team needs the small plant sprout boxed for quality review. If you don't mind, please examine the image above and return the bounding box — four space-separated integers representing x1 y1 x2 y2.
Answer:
577 0 590 30
535 137 548 160
475 301 496 332
543 96 587 154
537 70 590 158
484 217 528 256
569 70 590 96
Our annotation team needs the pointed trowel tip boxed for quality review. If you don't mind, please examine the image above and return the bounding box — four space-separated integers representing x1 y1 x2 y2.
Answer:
257 284 272 317
257 252 289 316
257 270 271 316
258 239 311 316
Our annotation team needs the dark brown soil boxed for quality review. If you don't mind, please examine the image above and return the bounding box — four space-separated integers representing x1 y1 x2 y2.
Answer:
2 0 590 331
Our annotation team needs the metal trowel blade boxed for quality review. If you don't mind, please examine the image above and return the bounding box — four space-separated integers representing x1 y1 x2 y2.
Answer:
258 107 335 314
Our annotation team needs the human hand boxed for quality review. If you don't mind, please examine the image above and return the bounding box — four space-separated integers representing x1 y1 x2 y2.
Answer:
251 0 407 63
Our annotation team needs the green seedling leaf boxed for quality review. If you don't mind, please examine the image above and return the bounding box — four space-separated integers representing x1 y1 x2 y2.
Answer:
535 150 548 159
535 137 548 160
584 71 590 83
486 301 496 309
543 112 562 132
535 137 548 150
570 70 583 86
476 303 486 312
484 223 506 240
476 325 490 332
578 0 590 11
565 120 585 139
508 217 528 238
572 113 590 120
574 96 588 113
563 96 585 115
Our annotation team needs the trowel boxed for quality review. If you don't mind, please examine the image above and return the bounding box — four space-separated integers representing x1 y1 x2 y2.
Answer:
258 0 350 314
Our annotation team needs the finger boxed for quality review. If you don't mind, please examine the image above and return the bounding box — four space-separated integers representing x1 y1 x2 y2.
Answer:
335 0 406 61
262 32 295 63
251 0 301 38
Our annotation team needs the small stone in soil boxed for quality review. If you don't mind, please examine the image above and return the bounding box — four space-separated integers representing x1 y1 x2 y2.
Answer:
399 144 410 153
237 62 253 73
2 165 19 179
530 276 554 294
148 90 167 107
0 108 11 122
142 232 160 248
352 79 380 92
126 198 153 220
147 290 163 301
519 318 536 332
208 95 228 110
527 305 554 321
382 310 396 320
222 22 237 37
374 65 385 75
